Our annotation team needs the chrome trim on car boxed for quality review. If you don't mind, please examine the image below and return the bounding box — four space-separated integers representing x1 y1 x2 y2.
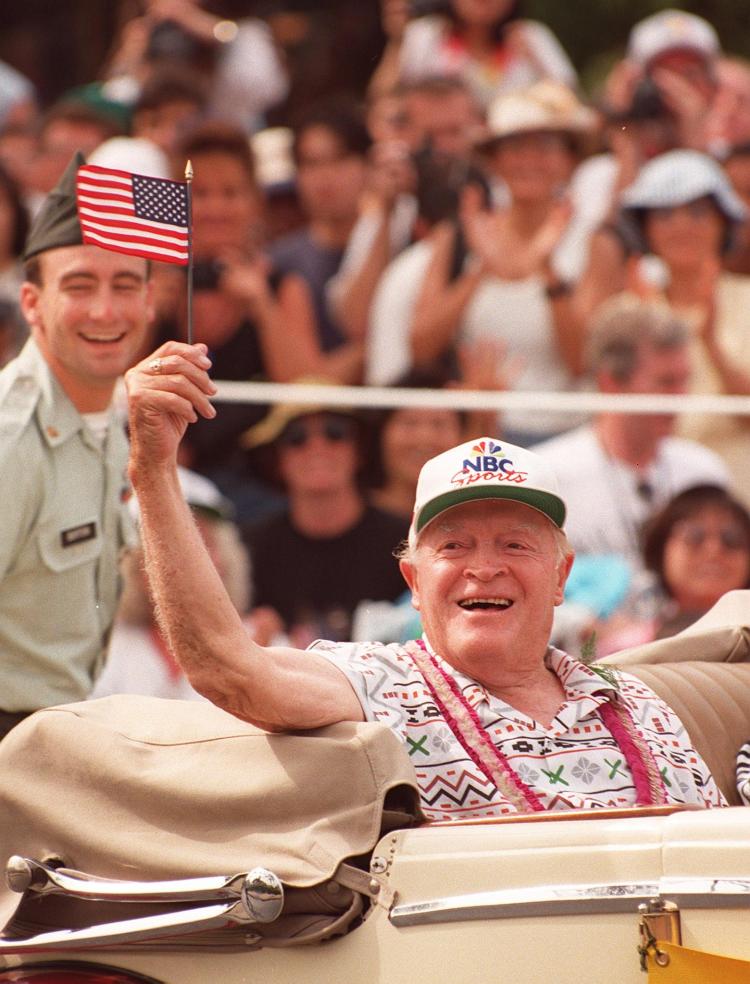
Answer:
389 877 750 927
0 901 246 951
390 882 661 926
6 856 251 902
661 876 750 905
0 858 287 953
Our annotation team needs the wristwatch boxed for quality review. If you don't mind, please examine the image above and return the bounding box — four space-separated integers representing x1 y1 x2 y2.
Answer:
544 278 572 300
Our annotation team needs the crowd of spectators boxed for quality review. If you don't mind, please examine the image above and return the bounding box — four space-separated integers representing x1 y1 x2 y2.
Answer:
3 1 750 694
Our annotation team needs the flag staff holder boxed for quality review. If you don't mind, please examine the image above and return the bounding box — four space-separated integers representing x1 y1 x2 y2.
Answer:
185 159 194 345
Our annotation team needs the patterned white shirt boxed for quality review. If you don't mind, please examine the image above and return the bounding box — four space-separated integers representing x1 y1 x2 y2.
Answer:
314 640 725 821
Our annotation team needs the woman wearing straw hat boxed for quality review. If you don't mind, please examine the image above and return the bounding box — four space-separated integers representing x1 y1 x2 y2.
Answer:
409 80 597 445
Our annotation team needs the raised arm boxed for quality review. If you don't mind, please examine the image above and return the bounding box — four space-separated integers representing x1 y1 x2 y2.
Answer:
367 0 409 99
331 141 415 342
410 221 485 365
125 341 365 730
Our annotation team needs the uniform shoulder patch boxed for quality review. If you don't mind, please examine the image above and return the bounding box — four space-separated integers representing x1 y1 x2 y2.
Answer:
0 374 43 469
0 371 41 429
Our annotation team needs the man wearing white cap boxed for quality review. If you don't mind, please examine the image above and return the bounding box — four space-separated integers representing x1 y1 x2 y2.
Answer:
622 8 720 153
125 343 724 819
628 8 720 70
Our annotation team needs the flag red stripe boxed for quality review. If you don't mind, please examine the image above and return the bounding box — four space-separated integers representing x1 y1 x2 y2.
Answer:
77 180 131 193
81 237 188 265
80 164 185 192
83 228 188 253
81 223 189 247
77 191 134 207
79 203 136 217
81 224 189 246
79 198 135 215
82 230 188 263
78 178 132 194
80 163 137 181
79 213 189 236
78 209 189 239
82 233 188 259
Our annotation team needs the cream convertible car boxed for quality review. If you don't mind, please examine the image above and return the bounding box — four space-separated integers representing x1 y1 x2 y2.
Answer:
0 594 749 984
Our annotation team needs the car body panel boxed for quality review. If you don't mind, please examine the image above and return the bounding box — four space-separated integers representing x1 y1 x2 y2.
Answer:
2 806 750 983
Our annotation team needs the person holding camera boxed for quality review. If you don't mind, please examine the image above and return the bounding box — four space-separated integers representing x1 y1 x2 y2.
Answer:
332 76 484 346
603 9 720 159
103 0 288 135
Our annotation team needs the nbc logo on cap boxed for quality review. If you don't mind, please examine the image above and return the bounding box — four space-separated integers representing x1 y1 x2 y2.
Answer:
409 437 566 542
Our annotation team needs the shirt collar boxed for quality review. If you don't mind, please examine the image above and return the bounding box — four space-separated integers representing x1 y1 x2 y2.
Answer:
18 337 102 449
545 647 619 698
420 636 618 717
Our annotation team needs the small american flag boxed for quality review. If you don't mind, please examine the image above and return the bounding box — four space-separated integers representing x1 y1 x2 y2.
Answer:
76 163 190 265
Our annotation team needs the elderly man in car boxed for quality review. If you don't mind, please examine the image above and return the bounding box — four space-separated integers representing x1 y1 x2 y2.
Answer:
126 342 724 820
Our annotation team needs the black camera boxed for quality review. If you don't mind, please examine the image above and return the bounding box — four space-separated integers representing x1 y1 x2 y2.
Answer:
625 77 671 121
408 0 449 18
192 259 225 292
145 20 202 62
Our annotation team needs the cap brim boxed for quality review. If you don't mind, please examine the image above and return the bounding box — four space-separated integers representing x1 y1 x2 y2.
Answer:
416 486 566 535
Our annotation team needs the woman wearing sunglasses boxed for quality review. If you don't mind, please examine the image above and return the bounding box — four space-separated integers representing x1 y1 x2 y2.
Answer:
240 400 408 648
641 484 750 640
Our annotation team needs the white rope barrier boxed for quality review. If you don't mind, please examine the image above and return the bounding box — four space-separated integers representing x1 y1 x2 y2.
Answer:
213 380 750 417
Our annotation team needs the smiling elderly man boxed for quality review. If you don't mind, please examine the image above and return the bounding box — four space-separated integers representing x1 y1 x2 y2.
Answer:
126 344 724 819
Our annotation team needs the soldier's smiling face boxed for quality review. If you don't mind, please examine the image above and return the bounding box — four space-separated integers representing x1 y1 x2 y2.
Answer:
22 245 153 411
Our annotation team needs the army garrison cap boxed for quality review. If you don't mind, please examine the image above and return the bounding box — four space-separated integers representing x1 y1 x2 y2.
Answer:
23 151 85 261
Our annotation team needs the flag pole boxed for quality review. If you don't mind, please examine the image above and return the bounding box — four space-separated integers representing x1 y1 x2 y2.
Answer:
185 159 194 345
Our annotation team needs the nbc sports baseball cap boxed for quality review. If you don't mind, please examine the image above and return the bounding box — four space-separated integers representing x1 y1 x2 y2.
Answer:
410 437 566 541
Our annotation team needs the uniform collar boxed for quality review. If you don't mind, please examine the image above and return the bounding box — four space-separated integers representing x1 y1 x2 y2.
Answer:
17 337 96 449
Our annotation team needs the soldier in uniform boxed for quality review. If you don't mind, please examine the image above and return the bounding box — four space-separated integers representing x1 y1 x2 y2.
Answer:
0 153 154 737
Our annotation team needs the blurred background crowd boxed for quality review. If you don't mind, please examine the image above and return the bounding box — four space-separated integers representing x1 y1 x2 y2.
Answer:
3 0 750 699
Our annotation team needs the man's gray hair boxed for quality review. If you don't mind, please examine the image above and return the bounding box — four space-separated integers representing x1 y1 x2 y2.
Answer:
585 293 688 382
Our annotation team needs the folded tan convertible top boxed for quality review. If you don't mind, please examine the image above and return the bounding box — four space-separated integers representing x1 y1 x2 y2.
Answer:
0 696 422 933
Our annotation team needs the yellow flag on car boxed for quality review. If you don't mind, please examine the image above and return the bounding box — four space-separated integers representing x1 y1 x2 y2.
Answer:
649 942 750 982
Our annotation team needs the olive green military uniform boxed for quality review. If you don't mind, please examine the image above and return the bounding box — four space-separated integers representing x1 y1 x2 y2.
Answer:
0 337 135 715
